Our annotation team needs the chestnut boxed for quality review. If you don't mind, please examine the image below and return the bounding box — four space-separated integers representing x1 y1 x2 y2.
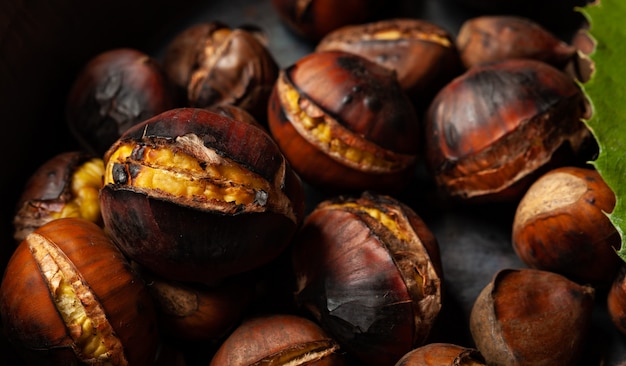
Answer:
291 191 443 366
470 268 594 366
13 151 104 243
316 18 463 110
162 22 279 123
271 0 384 42
456 15 578 70
267 50 420 193
512 166 621 286
209 313 346 365
66 48 177 156
394 343 486 366
0 217 159 365
608 265 626 336
424 58 594 203
99 107 305 285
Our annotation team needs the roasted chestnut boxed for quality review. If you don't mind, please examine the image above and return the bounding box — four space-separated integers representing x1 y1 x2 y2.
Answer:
0 218 159 365
162 22 279 123
424 58 594 203
456 15 579 71
13 151 104 243
470 268 594 366
291 191 443 366
268 50 420 193
316 18 463 110
394 343 486 366
271 0 384 42
100 107 305 285
209 313 346 365
66 48 177 156
512 166 621 286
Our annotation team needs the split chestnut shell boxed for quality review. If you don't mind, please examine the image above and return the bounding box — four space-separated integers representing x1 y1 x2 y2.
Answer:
291 192 443 366
268 50 420 193
0 218 159 365
100 107 305 285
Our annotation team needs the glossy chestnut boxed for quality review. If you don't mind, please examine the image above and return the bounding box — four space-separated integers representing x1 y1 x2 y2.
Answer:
608 265 626 336
100 107 305 285
0 218 159 365
316 18 463 110
66 48 177 156
470 268 594 366
424 58 594 203
512 166 621 286
268 50 420 193
394 343 486 366
162 22 279 123
291 191 443 366
13 151 104 243
209 313 346 365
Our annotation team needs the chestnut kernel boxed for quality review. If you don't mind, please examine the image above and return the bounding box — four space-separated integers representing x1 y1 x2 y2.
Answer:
425 58 593 203
512 166 621 286
292 191 443 366
162 22 279 123
209 313 346 365
394 343 486 366
13 151 104 242
100 107 305 284
316 18 463 110
66 48 177 156
268 50 420 193
0 218 159 365
470 268 594 366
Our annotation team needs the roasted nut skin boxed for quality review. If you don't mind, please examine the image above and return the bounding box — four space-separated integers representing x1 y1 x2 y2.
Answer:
162 22 279 123
13 151 104 242
268 50 420 193
100 107 305 285
470 268 594 366
0 218 159 365
271 0 384 42
425 58 593 203
209 313 346 365
292 192 443 366
66 48 177 156
316 18 463 110
512 166 620 286
456 15 578 70
394 343 486 366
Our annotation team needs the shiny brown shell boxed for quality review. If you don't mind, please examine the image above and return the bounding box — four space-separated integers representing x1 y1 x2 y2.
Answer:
100 107 305 285
292 191 443 366
394 343 486 366
0 218 159 366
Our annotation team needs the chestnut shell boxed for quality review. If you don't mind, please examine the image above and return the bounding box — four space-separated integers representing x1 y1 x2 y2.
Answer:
268 50 420 193
425 58 592 202
100 108 305 284
0 218 159 365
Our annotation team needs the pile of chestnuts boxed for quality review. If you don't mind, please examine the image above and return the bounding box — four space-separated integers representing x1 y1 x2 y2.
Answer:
3 0 625 365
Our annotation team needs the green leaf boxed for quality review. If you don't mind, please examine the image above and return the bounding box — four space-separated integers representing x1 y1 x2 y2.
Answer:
580 0 626 261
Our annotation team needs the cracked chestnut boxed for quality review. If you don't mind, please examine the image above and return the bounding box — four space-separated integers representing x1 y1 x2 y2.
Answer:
470 268 594 366
66 48 177 156
0 217 159 365
13 151 104 243
100 107 305 285
316 18 463 110
291 191 443 366
162 22 279 123
425 58 594 203
512 166 621 286
268 50 420 193
209 313 346 365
